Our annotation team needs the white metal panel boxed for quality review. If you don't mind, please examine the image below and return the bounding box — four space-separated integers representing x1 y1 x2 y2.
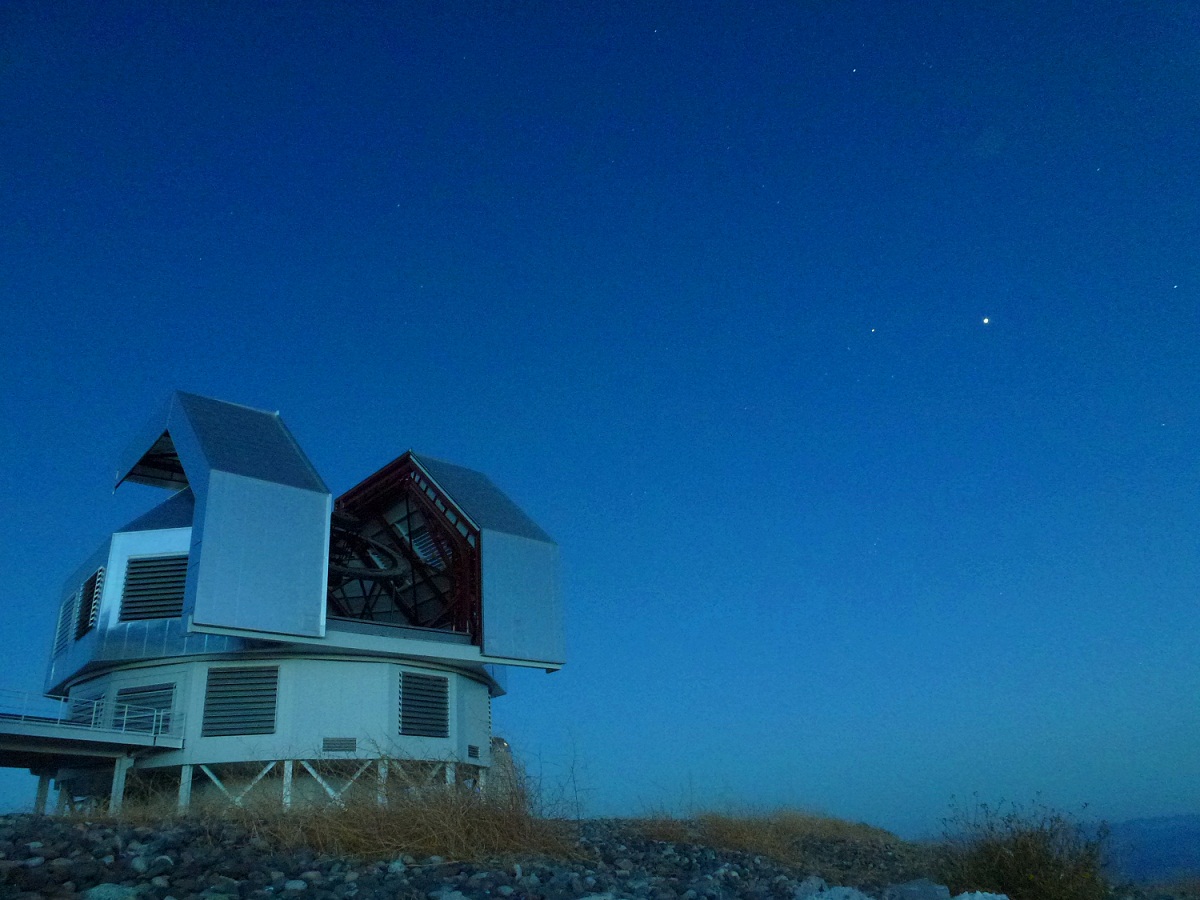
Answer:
188 470 331 638
480 529 564 666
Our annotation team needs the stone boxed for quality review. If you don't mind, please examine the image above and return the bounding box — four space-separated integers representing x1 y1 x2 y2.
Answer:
83 886 140 900
387 859 407 874
284 879 309 891
951 894 1008 900
885 879 952 900
794 875 828 898
821 890 874 900
614 858 635 872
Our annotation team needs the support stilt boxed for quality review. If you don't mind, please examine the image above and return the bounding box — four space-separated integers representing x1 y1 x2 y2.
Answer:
34 775 50 815
110 757 132 814
444 762 456 785
377 759 388 806
177 764 193 813
282 760 293 810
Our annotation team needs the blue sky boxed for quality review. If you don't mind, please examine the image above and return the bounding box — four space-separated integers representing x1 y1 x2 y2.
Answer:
2 1 1198 837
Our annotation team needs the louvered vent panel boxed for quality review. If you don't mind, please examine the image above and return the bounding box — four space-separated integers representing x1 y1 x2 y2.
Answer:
53 594 76 657
75 568 105 638
114 683 175 733
66 693 105 727
202 667 278 736
467 744 480 759
120 555 188 621
399 672 449 738
322 737 357 753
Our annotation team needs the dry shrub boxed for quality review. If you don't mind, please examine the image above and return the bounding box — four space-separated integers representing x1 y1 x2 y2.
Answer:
936 799 1111 900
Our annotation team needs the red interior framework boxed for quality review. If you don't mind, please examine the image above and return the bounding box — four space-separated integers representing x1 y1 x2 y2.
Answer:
327 453 482 643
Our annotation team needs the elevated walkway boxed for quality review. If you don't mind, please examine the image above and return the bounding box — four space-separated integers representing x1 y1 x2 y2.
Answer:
0 689 183 812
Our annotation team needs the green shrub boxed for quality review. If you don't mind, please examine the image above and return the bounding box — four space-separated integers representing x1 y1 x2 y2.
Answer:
936 799 1112 900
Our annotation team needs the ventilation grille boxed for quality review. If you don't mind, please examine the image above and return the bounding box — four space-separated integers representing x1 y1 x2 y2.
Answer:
114 683 175 733
399 672 449 738
202 667 278 737
53 594 76 657
75 568 105 639
66 693 106 728
322 737 357 753
467 744 480 759
120 555 188 621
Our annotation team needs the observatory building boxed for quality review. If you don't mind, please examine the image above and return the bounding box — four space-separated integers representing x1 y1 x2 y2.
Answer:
0 393 563 812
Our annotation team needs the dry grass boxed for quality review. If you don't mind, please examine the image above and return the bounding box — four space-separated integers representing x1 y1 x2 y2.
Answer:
639 808 895 852
255 786 576 860
934 799 1111 900
69 757 577 863
635 808 937 888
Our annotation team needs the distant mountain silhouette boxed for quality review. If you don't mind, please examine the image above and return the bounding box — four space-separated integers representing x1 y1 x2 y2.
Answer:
1107 815 1200 884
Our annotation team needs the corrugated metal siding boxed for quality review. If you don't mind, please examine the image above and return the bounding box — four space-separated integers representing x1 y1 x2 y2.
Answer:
202 666 278 736
120 555 188 621
399 672 449 738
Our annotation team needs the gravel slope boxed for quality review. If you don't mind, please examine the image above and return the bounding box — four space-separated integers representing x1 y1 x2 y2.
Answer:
0 813 1169 900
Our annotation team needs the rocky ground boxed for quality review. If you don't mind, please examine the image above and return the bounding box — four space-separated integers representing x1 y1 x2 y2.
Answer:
0 813 1177 900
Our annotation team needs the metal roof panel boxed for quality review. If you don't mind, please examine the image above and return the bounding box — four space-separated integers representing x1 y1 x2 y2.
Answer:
411 454 554 544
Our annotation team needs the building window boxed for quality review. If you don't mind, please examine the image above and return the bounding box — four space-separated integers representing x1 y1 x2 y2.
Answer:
75 568 105 639
119 555 188 621
114 683 176 734
399 671 449 738
202 667 278 737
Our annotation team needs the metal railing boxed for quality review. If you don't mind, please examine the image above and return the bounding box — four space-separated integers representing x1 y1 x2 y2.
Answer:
0 687 182 739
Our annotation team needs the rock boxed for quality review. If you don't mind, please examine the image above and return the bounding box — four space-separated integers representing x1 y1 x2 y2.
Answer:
83 886 140 900
952 894 1009 900
615 857 635 872
885 879 952 900
794 875 829 898
284 879 309 891
387 859 408 874
821 889 875 900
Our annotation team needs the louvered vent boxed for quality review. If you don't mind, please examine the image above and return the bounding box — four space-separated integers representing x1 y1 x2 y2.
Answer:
322 737 357 753
399 672 449 738
120 555 188 621
202 667 278 737
75 568 105 638
66 693 105 728
53 594 76 657
467 744 480 759
114 683 175 734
